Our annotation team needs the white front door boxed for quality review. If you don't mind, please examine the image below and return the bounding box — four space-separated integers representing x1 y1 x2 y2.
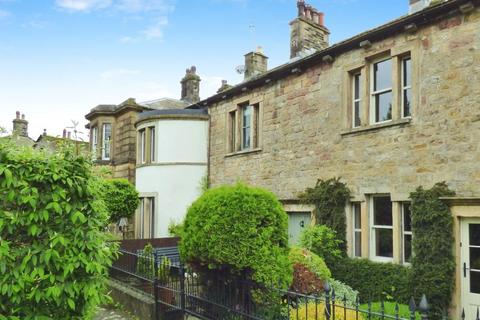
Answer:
287 212 311 245
461 218 480 318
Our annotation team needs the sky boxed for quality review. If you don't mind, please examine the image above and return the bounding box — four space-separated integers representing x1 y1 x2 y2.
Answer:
0 0 410 141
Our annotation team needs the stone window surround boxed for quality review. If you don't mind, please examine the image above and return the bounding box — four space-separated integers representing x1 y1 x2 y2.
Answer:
135 193 157 239
225 97 263 157
343 45 417 135
136 122 157 166
346 192 412 265
89 117 115 162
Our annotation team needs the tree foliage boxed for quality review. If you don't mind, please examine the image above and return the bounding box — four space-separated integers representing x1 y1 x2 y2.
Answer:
0 143 117 319
300 225 343 267
299 178 351 252
179 183 292 288
100 178 139 223
410 182 455 319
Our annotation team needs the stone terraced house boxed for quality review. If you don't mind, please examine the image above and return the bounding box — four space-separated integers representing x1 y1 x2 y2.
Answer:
186 0 480 317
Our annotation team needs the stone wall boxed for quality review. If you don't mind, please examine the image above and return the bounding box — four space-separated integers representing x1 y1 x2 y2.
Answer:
208 8 480 201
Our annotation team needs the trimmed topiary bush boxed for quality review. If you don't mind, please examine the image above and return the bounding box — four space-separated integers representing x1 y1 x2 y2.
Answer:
0 143 117 318
299 178 350 252
300 225 343 267
410 182 455 319
100 178 139 223
330 258 412 304
179 183 292 288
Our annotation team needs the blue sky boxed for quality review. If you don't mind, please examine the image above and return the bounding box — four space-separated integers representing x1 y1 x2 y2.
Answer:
0 0 409 140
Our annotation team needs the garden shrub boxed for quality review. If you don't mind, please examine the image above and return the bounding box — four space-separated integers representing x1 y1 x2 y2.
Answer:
289 247 331 281
410 182 455 319
321 279 358 307
291 263 325 295
0 143 117 319
300 225 343 266
299 178 350 252
136 244 155 280
359 302 420 320
330 258 412 304
290 302 363 320
100 178 139 223
180 183 292 288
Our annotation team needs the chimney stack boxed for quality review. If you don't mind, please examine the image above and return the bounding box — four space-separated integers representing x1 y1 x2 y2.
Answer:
244 46 268 80
290 0 330 59
43 129 47 136
409 0 432 14
12 111 29 137
180 66 201 104
63 129 67 139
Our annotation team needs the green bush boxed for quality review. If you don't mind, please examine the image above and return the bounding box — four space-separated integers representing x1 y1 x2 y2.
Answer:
100 178 139 223
289 247 331 281
0 143 117 319
300 225 343 266
359 302 420 320
330 258 412 304
410 182 455 319
299 178 350 252
323 279 359 307
179 183 292 288
136 244 155 280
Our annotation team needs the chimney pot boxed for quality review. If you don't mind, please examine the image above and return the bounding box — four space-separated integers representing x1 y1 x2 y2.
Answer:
43 129 47 136
63 129 67 138
21 114 25 120
67 132 71 139
16 111 20 119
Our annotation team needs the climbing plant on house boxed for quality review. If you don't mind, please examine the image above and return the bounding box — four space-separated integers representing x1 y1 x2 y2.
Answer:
100 178 139 223
410 182 456 319
0 142 117 319
299 178 351 252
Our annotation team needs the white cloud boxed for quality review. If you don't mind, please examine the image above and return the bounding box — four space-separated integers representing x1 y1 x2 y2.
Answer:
56 0 113 11
116 0 174 13
142 16 168 39
100 68 140 80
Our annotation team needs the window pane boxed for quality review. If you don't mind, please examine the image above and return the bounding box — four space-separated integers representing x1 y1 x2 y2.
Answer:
471 271 480 294
403 58 411 87
354 101 361 127
376 228 393 258
375 91 392 122
150 128 155 162
230 112 236 152
403 88 411 118
354 203 361 229
242 105 252 149
374 59 392 91
471 247 480 270
373 196 392 226
354 74 360 100
470 224 480 246
355 231 362 257
404 234 412 263
403 203 412 232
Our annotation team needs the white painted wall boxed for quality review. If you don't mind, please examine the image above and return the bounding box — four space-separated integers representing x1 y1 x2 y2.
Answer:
136 118 208 238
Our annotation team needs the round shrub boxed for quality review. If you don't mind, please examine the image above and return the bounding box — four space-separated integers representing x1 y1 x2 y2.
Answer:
179 183 292 288
300 225 343 267
0 143 117 318
289 247 331 282
100 178 139 223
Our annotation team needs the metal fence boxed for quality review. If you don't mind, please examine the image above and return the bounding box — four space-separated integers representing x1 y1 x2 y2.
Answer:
110 249 479 320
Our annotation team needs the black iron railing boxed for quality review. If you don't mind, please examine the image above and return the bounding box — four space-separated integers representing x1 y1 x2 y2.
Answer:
110 249 478 320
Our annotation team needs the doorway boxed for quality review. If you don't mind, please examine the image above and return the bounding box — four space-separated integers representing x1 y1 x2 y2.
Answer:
461 218 480 318
287 212 312 245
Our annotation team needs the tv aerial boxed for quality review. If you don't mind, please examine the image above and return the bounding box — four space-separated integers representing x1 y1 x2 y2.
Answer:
235 65 246 74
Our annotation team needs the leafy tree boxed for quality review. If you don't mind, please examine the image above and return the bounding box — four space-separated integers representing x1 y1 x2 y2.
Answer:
299 225 343 267
180 183 292 288
299 178 351 252
100 178 139 223
0 143 117 319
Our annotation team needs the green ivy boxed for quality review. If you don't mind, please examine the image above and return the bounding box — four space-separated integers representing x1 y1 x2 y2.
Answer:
0 143 118 319
179 183 292 289
410 182 455 319
299 178 351 252
100 178 139 223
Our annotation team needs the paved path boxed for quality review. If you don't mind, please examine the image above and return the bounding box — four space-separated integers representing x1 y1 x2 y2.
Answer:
93 306 135 320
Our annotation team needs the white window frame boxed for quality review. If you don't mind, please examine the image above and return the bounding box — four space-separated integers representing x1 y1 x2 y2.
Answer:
352 72 362 128
241 105 253 150
101 123 112 161
149 126 156 163
370 58 393 125
352 202 362 258
91 126 98 159
401 56 412 119
139 129 146 164
402 202 413 265
370 195 394 262
139 198 145 238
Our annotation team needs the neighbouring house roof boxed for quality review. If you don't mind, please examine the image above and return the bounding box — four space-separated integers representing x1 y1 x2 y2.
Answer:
188 0 476 109
141 98 189 110
135 108 209 127
0 134 35 147
34 134 89 152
